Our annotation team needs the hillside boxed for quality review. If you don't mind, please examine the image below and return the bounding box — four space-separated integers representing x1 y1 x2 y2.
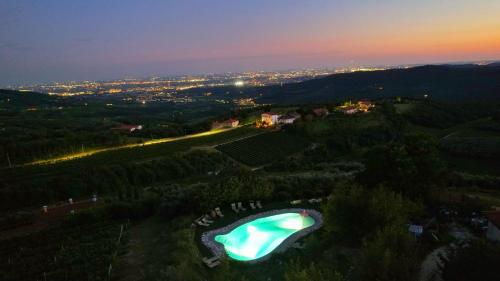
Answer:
0 89 65 108
256 63 500 104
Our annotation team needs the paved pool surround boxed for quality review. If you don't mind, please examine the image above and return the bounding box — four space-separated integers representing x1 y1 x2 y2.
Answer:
201 208 323 263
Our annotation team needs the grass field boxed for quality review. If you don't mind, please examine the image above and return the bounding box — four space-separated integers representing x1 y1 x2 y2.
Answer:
216 131 310 167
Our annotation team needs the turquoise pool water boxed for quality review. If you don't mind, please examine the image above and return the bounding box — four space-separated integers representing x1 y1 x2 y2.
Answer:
214 212 316 261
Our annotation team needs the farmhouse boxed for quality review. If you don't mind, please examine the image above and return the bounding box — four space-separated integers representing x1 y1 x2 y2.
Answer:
340 105 358 115
486 210 500 241
212 118 239 129
313 107 329 117
278 113 300 125
358 100 375 112
261 112 281 126
113 124 143 132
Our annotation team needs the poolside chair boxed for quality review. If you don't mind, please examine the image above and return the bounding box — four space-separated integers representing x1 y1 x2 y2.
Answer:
202 256 219 264
215 207 224 217
290 200 302 205
231 203 239 213
237 202 247 211
196 220 210 227
249 201 256 209
210 210 217 218
202 215 214 224
207 260 221 268
256 201 263 209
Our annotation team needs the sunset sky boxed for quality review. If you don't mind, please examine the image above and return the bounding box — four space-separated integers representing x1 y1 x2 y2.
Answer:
1 0 499 85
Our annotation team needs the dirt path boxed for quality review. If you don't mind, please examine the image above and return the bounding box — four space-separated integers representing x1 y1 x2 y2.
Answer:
419 246 447 281
113 217 173 281
419 223 476 281
21 127 241 167
112 221 148 281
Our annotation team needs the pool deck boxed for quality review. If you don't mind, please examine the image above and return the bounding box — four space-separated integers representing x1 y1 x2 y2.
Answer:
201 208 323 263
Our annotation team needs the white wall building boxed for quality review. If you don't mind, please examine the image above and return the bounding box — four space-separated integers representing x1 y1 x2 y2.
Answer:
261 112 281 126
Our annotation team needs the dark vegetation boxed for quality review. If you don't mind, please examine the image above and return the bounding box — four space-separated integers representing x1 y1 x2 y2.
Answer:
0 219 126 281
1 64 500 281
0 89 230 166
216 131 309 166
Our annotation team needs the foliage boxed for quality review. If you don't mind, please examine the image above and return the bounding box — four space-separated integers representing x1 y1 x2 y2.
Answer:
196 172 274 209
358 224 419 281
0 150 232 211
360 132 445 199
0 220 126 281
284 259 345 281
323 182 420 244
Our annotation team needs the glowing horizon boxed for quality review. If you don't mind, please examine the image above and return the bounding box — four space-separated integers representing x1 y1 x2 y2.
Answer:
1 0 499 85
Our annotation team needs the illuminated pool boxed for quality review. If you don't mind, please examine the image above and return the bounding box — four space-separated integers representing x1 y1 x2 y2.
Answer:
208 211 320 261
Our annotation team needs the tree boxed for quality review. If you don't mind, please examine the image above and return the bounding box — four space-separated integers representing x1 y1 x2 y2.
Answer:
323 182 368 244
323 183 420 245
361 132 445 199
359 224 419 281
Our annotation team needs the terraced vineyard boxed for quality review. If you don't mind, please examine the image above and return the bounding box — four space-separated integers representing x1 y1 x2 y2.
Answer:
1 126 259 185
216 131 309 167
0 221 127 281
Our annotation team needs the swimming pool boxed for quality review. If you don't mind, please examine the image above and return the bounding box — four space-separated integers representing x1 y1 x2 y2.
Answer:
205 210 321 262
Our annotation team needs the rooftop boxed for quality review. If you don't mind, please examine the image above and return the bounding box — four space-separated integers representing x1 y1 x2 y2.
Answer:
486 211 500 229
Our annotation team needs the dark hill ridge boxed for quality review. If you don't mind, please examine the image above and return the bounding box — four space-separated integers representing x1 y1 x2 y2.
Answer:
0 89 63 108
256 63 500 104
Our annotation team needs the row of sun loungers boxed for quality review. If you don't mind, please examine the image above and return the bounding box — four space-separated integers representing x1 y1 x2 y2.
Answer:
193 201 265 227
231 200 262 213
290 198 323 205
193 207 224 227
202 256 220 268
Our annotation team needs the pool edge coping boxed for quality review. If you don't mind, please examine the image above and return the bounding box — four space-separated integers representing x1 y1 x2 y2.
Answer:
200 208 323 263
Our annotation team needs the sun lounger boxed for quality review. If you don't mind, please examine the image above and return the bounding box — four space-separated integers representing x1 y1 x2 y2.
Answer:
215 207 224 217
231 203 239 213
202 215 214 223
206 260 221 268
291 200 302 205
202 256 221 268
196 220 209 226
202 256 219 264
237 202 246 211
256 201 263 208
249 201 256 209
